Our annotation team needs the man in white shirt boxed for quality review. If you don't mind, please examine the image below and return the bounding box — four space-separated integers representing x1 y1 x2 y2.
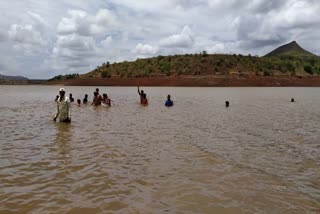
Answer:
54 88 71 123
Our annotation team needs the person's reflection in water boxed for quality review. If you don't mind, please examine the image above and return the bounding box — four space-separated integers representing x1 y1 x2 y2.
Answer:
54 122 72 163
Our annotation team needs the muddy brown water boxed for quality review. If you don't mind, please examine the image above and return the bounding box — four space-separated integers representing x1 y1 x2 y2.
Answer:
0 85 320 213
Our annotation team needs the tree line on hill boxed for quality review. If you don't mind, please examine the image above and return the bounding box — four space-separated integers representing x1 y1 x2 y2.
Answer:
87 53 320 79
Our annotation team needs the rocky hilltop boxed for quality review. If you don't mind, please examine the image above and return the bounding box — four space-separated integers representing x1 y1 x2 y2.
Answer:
265 41 316 57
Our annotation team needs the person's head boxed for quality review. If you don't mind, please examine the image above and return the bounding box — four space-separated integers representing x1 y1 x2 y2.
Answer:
167 94 171 100
59 88 65 97
96 88 99 93
103 93 107 98
85 94 88 98
77 99 81 105
225 101 230 108
141 90 144 94
291 98 295 102
69 93 73 97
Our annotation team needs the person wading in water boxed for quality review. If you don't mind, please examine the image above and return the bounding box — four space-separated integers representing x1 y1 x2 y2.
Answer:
83 94 88 104
165 94 174 107
142 93 148 106
92 92 102 106
102 93 112 107
138 86 145 104
54 88 71 123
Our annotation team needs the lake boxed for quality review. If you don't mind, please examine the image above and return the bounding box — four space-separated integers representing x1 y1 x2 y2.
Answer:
0 85 320 213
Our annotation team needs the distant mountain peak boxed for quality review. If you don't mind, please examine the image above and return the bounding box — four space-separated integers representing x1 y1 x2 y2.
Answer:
0 73 29 80
265 41 316 57
286 41 302 48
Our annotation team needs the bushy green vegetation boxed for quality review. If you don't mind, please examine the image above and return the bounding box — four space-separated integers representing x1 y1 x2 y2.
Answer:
304 65 313 74
86 53 320 78
48 73 80 81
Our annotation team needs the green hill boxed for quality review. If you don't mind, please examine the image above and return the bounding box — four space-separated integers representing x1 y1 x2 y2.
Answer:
82 54 320 79
265 41 316 57
49 42 320 82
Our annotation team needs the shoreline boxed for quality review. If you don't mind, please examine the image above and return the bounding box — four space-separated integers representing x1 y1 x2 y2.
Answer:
2 75 320 87
0 79 48 85
49 75 320 87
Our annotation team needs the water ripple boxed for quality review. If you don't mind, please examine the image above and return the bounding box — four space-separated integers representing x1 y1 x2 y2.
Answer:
0 86 320 213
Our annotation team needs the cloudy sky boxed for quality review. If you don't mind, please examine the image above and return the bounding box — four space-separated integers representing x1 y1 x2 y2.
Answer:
0 0 319 78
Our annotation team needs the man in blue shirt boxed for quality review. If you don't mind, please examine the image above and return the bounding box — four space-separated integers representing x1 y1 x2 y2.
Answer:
165 94 174 107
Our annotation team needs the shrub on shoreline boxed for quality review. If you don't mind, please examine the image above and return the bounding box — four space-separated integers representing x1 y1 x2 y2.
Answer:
48 73 79 81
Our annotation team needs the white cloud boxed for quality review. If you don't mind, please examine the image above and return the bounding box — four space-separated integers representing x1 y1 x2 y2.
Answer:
0 0 320 78
95 9 117 25
9 24 46 45
53 34 97 61
53 9 121 74
101 36 113 47
8 24 47 55
57 10 89 35
0 55 19 75
57 9 118 36
160 25 194 48
134 43 159 55
206 43 225 54
268 1 319 29
205 41 241 54
0 29 7 41
235 0 320 51
27 11 49 27
108 0 174 11
47 33 100 76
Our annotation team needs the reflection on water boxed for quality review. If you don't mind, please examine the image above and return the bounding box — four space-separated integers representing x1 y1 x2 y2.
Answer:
54 123 71 161
0 85 320 213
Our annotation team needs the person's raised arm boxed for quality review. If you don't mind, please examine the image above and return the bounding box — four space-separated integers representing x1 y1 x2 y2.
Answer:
138 86 141 95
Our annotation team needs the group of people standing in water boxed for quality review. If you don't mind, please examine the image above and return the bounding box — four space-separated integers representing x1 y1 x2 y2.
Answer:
90 88 113 106
53 87 174 123
55 88 114 108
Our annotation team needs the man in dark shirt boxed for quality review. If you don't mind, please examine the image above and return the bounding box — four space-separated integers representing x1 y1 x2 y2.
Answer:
83 94 88 104
165 94 173 107
69 93 74 102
